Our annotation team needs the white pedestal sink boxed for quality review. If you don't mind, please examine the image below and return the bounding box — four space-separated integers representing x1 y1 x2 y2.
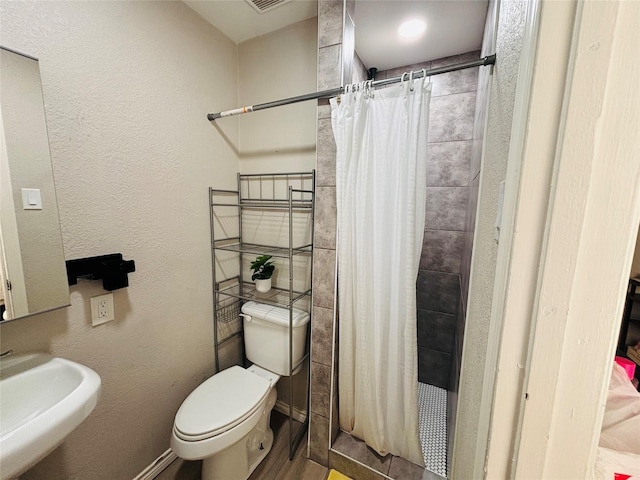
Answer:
0 353 101 479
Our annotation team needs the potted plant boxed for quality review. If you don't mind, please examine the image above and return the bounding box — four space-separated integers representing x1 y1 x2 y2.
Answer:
250 255 275 293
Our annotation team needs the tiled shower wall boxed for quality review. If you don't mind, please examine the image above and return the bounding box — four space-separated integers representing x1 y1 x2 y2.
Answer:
376 54 480 391
376 55 480 479
309 0 484 469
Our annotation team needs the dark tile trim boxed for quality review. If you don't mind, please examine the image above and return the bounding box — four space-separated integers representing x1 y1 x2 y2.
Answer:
329 450 392 480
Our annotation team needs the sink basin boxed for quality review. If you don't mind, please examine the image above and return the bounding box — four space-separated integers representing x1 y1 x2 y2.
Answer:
0 353 101 479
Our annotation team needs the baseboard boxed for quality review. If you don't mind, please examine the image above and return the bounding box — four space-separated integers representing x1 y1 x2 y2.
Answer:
132 449 177 480
132 405 304 480
274 400 307 423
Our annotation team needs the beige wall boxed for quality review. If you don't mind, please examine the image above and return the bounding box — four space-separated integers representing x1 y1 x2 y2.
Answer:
238 17 318 174
236 18 318 412
0 2 239 479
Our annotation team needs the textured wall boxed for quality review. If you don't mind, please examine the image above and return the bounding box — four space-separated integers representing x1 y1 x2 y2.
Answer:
453 1 528 478
452 1 498 473
0 2 239 479
238 18 318 174
236 18 318 413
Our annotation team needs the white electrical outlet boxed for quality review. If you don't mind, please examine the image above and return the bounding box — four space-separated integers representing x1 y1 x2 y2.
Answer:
91 293 114 326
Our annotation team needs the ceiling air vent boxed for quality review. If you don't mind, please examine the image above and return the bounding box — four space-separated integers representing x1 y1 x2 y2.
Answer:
245 0 292 14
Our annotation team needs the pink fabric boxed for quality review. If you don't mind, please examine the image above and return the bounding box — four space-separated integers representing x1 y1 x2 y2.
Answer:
599 363 640 454
595 363 640 479
595 448 640 479
615 356 637 381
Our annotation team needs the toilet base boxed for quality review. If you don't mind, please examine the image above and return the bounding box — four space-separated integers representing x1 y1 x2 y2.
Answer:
201 429 273 480
201 388 276 480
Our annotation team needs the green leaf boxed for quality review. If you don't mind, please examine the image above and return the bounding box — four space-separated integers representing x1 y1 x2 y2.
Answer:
249 255 275 279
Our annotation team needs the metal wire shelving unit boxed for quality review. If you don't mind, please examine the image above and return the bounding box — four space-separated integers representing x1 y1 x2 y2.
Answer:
209 171 315 460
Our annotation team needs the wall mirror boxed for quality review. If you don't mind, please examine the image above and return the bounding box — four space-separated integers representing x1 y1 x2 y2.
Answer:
0 46 70 322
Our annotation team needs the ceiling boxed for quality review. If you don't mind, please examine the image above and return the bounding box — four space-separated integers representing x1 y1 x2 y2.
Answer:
184 0 488 71
184 0 318 44
355 1 488 70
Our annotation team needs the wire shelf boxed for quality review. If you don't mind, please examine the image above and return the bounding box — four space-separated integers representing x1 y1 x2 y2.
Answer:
212 241 312 258
215 297 242 345
215 281 311 309
210 170 315 461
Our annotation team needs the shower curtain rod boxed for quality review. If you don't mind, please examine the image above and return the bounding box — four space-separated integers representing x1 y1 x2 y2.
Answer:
207 54 496 121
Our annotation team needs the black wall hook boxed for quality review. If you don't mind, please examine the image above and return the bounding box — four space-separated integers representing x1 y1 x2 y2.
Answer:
66 253 135 291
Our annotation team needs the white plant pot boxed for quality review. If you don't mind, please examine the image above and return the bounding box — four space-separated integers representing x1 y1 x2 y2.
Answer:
254 278 272 293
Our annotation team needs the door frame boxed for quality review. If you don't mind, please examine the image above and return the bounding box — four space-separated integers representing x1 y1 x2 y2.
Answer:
480 0 640 477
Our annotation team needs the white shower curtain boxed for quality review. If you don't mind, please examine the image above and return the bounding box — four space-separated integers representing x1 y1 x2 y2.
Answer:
331 77 430 466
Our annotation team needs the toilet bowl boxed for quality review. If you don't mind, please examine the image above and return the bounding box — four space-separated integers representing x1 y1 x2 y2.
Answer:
171 365 280 480
170 302 310 480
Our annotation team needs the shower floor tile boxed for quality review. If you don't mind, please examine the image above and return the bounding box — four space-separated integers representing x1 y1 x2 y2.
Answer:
418 382 448 477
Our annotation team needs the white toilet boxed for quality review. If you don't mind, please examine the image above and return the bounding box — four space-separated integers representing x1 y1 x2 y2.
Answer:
171 301 310 480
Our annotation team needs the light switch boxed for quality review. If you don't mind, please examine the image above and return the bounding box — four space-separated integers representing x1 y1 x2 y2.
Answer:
21 188 42 210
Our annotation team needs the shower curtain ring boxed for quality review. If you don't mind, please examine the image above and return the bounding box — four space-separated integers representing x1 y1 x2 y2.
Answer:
409 71 414 91
421 69 429 88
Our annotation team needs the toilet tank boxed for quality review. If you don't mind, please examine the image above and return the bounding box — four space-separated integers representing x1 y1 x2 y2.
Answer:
241 302 310 377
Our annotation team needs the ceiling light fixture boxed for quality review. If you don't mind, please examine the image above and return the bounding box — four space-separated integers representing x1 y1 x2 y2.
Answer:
398 19 426 39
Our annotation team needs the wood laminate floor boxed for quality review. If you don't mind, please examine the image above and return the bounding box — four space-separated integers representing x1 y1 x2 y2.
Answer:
157 412 328 480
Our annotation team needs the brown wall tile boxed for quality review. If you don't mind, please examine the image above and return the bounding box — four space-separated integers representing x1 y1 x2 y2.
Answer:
428 92 476 143
318 44 342 91
310 412 330 466
311 305 335 366
315 186 337 249
318 0 344 48
311 361 331 417
425 187 470 231
317 118 337 187
420 229 465 273
312 248 336 309
426 140 472 187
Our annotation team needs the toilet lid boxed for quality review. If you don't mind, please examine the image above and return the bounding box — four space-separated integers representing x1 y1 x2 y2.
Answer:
174 366 271 440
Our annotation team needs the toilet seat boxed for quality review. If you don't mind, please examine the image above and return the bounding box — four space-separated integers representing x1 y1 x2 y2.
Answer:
174 366 271 442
